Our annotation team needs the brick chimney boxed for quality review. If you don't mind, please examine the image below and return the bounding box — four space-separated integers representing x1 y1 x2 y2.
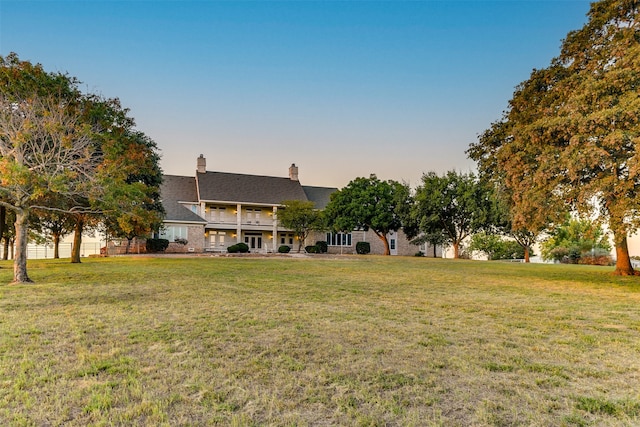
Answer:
197 154 206 174
289 163 299 181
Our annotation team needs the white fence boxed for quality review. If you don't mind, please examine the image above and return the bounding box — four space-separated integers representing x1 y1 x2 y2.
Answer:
0 242 102 260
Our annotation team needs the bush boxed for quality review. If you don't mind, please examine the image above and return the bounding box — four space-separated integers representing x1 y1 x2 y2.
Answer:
305 245 320 254
278 245 291 253
415 251 424 257
174 237 188 245
356 241 370 255
315 241 328 253
146 238 169 253
227 243 250 254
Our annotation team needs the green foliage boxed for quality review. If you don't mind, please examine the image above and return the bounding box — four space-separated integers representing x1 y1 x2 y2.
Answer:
174 237 188 245
0 53 164 281
356 241 371 255
469 232 527 260
305 245 320 254
468 1 640 274
324 175 409 255
278 200 324 253
146 238 169 253
541 218 611 263
278 245 291 253
315 241 328 253
227 243 249 254
410 171 499 258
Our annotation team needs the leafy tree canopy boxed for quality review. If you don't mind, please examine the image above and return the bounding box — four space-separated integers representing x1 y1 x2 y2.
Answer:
410 170 499 259
277 200 324 253
468 0 640 275
541 216 612 262
324 175 409 256
0 53 163 281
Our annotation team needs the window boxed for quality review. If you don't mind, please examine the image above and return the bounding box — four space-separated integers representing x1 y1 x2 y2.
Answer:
209 231 226 247
327 232 352 246
209 207 228 222
160 226 188 242
280 233 294 245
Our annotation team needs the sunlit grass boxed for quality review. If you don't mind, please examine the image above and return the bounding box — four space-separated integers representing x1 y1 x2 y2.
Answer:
1 256 639 425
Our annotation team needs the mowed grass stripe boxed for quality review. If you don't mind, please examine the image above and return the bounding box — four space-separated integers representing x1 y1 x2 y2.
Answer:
1 256 639 426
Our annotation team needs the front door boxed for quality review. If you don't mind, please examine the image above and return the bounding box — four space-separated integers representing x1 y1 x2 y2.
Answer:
388 231 398 256
244 233 263 251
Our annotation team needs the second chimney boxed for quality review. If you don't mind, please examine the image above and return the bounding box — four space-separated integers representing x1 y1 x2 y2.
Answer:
197 154 206 174
289 163 299 181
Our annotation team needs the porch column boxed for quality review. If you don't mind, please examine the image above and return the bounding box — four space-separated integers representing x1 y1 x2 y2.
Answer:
236 204 242 243
272 206 278 250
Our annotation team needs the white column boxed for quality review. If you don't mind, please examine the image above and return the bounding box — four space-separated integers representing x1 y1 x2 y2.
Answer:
272 206 278 250
236 204 242 243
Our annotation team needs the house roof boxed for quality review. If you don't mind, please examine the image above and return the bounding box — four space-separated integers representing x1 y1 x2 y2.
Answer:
195 171 309 205
160 175 207 223
303 185 337 209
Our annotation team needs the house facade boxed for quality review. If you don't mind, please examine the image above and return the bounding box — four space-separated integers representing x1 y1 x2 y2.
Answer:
159 155 441 257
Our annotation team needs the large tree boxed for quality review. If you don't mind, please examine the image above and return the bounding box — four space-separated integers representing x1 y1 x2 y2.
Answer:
410 171 498 259
324 175 409 255
0 54 163 281
0 54 97 282
468 0 640 275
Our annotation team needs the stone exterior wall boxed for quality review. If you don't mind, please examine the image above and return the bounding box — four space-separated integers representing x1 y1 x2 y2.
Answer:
310 229 431 256
165 224 205 253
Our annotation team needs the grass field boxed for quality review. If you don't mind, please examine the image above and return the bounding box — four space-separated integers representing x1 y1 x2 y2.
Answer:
1 255 639 426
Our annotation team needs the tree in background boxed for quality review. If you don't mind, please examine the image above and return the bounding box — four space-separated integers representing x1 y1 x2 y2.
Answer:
468 1 640 275
99 130 164 255
409 171 498 259
469 231 527 261
324 175 409 255
541 217 612 264
29 208 75 259
277 200 324 253
1 208 15 260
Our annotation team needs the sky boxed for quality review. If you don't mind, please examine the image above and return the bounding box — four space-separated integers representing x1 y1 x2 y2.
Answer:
0 0 592 189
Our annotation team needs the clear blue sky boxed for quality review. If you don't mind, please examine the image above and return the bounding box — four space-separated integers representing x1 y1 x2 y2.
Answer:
1 0 591 188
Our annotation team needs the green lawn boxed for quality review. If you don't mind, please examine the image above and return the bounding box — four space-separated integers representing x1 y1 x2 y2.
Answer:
1 256 639 426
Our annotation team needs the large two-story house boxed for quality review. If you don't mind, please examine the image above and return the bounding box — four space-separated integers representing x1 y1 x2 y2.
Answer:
159 155 440 256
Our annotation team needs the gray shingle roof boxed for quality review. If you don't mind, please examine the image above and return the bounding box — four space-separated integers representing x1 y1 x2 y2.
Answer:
303 186 337 209
196 171 309 205
160 175 207 223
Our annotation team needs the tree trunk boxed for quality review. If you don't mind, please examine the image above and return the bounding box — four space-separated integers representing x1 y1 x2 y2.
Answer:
53 233 61 259
524 246 530 263
125 237 132 254
612 230 635 276
433 243 437 258
452 241 460 259
13 208 33 283
71 218 84 264
0 206 5 250
375 232 390 256
3 237 9 260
